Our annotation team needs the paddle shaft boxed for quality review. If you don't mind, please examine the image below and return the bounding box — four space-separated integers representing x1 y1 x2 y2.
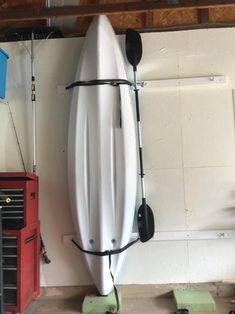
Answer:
133 67 147 205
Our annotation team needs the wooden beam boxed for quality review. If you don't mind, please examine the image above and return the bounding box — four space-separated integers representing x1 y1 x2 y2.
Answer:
198 9 210 23
62 21 235 36
1 1 235 22
139 21 235 33
145 12 154 28
2 21 235 40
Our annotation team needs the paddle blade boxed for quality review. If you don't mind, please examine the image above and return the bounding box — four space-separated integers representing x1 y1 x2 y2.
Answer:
137 204 155 243
126 29 142 71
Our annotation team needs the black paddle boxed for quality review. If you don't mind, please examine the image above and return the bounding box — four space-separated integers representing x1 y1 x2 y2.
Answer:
126 29 155 243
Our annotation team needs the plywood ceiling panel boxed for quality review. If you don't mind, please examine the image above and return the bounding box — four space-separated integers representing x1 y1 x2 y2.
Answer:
76 0 145 33
153 9 198 27
107 13 145 29
75 13 144 35
210 7 235 22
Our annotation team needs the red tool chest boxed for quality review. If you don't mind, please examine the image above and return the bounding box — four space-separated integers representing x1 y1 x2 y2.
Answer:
0 172 40 313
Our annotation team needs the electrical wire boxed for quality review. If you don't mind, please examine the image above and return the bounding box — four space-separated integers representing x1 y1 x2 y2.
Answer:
8 102 26 172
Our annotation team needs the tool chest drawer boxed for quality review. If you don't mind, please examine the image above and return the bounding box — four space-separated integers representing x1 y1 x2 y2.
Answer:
3 236 17 306
3 222 40 313
0 172 38 230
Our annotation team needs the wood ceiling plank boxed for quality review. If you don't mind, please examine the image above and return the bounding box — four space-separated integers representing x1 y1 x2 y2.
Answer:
108 13 144 28
76 13 144 34
153 9 198 27
2 1 235 22
77 0 145 31
210 7 235 22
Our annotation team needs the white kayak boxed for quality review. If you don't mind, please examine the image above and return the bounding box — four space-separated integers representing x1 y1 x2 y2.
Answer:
68 15 137 296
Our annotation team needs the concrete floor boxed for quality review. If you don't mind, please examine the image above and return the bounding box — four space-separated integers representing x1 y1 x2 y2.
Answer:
22 296 234 314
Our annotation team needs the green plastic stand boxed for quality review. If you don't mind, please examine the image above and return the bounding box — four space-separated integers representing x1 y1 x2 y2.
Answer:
82 291 121 314
173 289 216 312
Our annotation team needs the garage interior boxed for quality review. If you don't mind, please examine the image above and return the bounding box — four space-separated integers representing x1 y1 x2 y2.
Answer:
2 1 235 314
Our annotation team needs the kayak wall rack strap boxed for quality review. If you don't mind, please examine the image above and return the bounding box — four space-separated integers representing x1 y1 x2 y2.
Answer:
71 237 139 256
66 79 132 89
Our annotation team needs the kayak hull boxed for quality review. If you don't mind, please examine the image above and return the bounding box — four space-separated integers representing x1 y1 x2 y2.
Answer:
68 15 137 295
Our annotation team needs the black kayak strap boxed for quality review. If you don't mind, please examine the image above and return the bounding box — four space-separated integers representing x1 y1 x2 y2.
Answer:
66 79 132 90
72 237 139 256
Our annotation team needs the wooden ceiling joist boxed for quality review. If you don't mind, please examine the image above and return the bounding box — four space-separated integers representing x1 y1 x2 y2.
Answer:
1 0 235 22
198 9 210 23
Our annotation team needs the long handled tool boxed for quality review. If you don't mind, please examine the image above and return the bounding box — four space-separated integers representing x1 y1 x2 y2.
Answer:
5 27 61 263
126 29 155 243
5 27 61 174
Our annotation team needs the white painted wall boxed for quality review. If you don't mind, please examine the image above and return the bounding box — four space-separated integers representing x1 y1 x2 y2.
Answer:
1 27 235 287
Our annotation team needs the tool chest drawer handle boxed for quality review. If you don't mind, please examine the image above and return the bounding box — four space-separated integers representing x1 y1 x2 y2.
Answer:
24 234 37 244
